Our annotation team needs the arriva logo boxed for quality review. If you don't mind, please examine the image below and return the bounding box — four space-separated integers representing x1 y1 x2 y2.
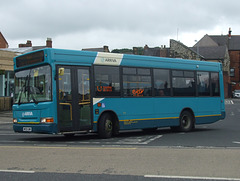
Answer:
100 57 105 63
22 112 33 117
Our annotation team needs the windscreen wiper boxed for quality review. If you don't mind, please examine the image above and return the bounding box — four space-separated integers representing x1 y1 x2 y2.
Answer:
30 91 38 104
27 71 31 103
27 70 38 104
18 89 23 105
18 75 28 105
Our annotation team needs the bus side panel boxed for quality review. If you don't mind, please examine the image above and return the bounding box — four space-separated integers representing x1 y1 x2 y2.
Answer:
154 98 180 127
195 97 222 124
219 69 226 119
93 96 224 132
154 97 199 127
94 98 156 130
94 97 200 131
118 98 154 128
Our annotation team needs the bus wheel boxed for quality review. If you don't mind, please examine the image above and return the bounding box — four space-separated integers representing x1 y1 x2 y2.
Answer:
179 110 194 132
98 113 113 139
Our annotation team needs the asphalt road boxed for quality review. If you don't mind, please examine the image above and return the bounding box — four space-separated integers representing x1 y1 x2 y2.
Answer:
0 99 240 181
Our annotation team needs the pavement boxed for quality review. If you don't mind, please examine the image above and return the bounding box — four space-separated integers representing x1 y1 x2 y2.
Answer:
0 111 12 117
0 111 13 123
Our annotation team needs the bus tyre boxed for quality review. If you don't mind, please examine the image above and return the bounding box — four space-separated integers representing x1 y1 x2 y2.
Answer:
98 113 113 139
179 110 194 132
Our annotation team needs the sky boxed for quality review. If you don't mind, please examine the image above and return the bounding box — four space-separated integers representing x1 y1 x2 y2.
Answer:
1 0 240 51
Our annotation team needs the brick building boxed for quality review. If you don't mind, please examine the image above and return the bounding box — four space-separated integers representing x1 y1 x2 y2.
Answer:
82 45 109 52
0 32 8 48
143 39 230 98
193 28 240 97
0 33 52 110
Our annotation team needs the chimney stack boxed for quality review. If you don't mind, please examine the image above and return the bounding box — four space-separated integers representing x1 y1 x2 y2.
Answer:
46 38 52 48
103 45 109 52
19 40 32 48
26 40 32 47
133 47 138 55
144 44 149 50
228 27 232 39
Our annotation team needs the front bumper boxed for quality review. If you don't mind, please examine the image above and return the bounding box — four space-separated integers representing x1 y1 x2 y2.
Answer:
13 123 58 134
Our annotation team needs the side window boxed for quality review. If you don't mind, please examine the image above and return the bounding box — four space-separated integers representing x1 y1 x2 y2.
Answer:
230 68 235 77
153 69 171 96
78 69 90 102
197 72 210 96
211 72 220 96
94 66 120 96
172 70 195 96
123 67 152 97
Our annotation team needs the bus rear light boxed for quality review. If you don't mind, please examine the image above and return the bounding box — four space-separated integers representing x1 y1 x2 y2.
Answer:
41 117 54 123
13 118 17 123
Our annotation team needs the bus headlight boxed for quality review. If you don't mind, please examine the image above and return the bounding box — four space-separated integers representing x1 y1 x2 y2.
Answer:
13 118 18 123
40 117 54 123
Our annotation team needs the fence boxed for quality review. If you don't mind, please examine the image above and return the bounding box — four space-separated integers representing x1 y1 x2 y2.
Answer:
0 97 12 111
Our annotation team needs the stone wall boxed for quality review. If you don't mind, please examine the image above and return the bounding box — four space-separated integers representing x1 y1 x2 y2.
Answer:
170 39 201 60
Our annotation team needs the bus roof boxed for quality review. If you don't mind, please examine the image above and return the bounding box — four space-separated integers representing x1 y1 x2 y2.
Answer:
14 48 222 72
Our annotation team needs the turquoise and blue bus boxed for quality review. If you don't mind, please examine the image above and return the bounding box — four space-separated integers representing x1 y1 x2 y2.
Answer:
13 48 225 138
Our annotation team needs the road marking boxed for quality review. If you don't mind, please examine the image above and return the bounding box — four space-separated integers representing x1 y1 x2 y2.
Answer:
0 134 162 145
115 135 162 145
0 145 137 150
0 122 12 124
0 133 35 136
0 170 35 173
144 175 240 180
230 111 235 116
225 100 234 105
233 141 240 144
141 135 162 144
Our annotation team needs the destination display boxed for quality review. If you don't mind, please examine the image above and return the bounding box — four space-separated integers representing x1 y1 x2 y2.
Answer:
16 50 44 68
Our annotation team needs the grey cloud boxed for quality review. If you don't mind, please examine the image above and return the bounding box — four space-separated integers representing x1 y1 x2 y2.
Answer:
1 0 240 49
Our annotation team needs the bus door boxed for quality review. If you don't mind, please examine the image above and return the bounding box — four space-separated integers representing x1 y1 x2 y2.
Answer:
57 66 92 132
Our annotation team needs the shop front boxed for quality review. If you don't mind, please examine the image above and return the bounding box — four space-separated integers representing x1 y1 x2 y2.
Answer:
0 50 15 111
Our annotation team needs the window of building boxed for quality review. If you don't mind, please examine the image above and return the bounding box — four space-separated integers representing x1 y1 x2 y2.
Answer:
0 71 14 97
94 66 120 96
197 72 210 96
172 70 195 96
123 67 152 97
230 68 235 77
153 69 171 96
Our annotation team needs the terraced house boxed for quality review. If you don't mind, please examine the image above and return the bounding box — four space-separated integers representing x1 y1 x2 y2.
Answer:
193 28 240 97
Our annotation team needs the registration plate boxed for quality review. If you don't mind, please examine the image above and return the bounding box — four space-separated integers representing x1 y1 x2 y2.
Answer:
23 127 32 132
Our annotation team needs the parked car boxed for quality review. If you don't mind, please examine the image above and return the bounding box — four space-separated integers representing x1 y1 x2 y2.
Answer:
233 90 240 98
